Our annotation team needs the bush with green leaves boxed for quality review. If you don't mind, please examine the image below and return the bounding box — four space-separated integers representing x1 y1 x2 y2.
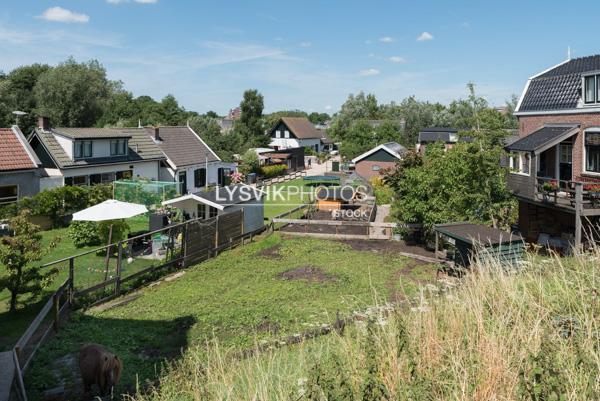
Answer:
68 221 101 248
98 220 130 244
260 164 287 178
239 149 261 175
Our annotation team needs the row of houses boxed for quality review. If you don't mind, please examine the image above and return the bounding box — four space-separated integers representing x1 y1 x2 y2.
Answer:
1 118 236 204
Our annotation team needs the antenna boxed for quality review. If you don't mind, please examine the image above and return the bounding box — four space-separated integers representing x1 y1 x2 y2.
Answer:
12 111 27 126
567 46 571 60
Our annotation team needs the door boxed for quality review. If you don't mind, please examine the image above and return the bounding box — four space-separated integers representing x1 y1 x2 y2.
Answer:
178 171 187 194
559 143 573 182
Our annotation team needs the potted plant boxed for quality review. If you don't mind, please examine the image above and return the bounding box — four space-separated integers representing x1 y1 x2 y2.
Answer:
540 180 558 201
584 183 600 207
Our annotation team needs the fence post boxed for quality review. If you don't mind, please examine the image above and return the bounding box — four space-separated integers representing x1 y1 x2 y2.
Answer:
115 240 123 296
68 257 74 305
214 215 220 250
182 221 188 267
52 293 60 332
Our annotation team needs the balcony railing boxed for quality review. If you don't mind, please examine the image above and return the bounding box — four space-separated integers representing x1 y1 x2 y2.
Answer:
533 177 600 211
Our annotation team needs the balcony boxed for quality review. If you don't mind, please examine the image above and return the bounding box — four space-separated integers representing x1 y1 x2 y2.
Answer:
507 174 600 215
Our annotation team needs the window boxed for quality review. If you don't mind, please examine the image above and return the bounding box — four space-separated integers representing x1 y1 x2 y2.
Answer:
560 144 573 164
217 168 231 186
68 175 88 186
0 185 18 204
74 140 92 159
284 130 290 138
194 168 206 187
372 165 381 171
116 170 132 180
110 139 128 156
275 130 281 138
209 206 219 218
509 152 531 175
583 74 600 104
585 132 600 173
197 204 206 219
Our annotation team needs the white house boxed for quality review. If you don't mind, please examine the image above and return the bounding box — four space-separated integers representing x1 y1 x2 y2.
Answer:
146 125 236 194
268 117 324 153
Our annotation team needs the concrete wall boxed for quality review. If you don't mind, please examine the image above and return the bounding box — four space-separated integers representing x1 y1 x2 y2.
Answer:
0 170 40 200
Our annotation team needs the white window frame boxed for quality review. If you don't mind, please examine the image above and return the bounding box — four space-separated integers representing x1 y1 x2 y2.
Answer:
275 130 281 138
582 73 600 105
0 184 19 205
284 130 290 138
509 151 531 176
583 128 600 176
372 165 381 172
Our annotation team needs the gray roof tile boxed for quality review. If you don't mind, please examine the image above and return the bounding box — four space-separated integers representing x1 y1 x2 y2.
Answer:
505 124 579 152
145 126 220 168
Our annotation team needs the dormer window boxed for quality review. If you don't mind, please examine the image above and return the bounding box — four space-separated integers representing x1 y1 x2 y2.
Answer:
74 140 92 159
110 139 128 156
583 74 600 104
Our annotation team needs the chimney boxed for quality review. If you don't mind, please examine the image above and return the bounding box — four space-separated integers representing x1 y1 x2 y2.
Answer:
154 126 160 142
38 116 50 131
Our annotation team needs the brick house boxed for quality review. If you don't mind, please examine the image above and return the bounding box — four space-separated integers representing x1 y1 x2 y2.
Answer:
506 55 600 248
352 142 406 180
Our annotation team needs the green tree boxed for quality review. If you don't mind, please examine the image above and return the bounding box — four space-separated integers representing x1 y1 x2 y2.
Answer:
308 111 330 124
264 110 308 130
234 89 267 148
189 115 240 161
97 90 139 127
239 149 260 174
34 58 116 127
0 211 59 312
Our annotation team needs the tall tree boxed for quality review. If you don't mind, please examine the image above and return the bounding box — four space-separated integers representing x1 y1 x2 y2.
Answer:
234 89 267 148
0 211 59 312
34 58 116 127
188 115 240 161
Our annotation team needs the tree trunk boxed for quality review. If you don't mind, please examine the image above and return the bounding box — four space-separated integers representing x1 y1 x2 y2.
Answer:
9 291 17 313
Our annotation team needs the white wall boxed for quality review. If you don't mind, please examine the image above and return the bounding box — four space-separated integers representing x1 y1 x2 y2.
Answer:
54 135 74 159
53 135 129 159
269 138 321 152
63 161 160 181
179 161 237 193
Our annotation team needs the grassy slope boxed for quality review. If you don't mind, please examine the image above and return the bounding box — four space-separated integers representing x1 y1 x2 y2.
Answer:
0 215 151 350
135 252 599 401
25 234 437 398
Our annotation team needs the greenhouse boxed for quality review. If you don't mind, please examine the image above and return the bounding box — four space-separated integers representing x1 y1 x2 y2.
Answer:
113 179 180 209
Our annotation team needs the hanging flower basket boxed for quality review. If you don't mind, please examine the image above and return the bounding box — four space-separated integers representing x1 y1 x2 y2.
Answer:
584 184 600 207
539 180 558 202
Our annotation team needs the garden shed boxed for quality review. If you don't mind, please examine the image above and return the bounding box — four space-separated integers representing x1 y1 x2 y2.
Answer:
434 222 524 268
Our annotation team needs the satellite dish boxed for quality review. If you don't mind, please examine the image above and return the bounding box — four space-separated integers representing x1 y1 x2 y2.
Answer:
12 111 27 125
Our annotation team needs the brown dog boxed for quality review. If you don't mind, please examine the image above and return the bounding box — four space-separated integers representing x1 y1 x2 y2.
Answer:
79 344 122 397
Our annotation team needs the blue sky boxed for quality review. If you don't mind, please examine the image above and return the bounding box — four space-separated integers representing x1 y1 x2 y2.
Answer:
0 1 598 115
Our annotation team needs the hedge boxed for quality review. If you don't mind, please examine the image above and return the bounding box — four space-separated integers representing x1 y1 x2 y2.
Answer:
260 164 287 178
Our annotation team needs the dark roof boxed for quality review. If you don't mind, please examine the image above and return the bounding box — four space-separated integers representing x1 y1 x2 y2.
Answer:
434 222 523 246
193 184 262 206
0 127 39 171
318 129 334 144
382 142 407 155
505 124 579 153
32 128 165 169
316 186 355 201
418 128 460 143
518 55 600 112
273 117 322 139
145 126 219 168
51 127 132 139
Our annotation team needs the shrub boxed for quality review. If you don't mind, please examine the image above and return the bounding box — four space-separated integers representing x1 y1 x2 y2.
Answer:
260 164 287 178
68 221 101 248
240 149 260 174
98 220 130 244
370 175 394 205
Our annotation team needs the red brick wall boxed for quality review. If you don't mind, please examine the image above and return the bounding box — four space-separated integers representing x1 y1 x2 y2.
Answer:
518 113 600 182
355 160 396 180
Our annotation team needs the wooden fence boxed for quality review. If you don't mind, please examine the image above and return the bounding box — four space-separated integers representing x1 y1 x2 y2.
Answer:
259 170 306 187
9 210 263 401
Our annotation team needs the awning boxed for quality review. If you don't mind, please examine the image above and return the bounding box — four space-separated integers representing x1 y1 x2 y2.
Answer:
505 124 579 155
72 199 148 222
265 153 292 159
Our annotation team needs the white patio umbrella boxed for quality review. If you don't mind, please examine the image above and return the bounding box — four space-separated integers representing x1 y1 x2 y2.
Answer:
73 200 148 280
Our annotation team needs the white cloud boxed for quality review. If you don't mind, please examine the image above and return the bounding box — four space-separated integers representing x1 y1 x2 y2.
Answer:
36 7 90 23
379 36 394 43
325 105 332 110
359 68 380 76
389 56 406 63
417 32 434 41
300 41 311 48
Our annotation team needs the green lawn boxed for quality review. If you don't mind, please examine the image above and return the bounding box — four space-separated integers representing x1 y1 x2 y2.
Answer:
0 214 152 351
263 178 316 219
25 233 437 399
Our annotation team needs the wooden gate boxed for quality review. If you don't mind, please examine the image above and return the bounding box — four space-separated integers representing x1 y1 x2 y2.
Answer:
184 218 216 265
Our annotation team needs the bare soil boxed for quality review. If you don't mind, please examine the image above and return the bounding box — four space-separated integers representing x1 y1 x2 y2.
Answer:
257 244 283 259
277 266 338 283
339 239 436 258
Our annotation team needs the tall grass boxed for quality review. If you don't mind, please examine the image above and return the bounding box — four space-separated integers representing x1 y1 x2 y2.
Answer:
131 250 599 401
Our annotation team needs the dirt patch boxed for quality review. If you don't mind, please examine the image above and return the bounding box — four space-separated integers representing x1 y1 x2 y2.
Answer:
386 260 435 303
257 244 283 259
340 239 436 258
277 266 338 283
256 317 280 334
